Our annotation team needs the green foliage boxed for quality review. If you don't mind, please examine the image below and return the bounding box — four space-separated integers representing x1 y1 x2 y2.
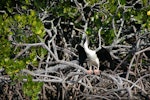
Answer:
0 1 45 98
49 1 78 19
86 0 99 5
102 29 115 45
13 11 45 38
0 38 11 60
23 75 43 100
0 9 44 74
3 59 25 77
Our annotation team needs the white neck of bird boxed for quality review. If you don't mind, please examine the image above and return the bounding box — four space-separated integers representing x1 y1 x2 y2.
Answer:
84 37 91 53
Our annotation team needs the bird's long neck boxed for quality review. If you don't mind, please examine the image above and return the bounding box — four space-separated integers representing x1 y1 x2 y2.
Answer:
84 37 91 53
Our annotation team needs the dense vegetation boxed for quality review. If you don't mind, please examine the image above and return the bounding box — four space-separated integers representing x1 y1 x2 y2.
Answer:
0 0 150 99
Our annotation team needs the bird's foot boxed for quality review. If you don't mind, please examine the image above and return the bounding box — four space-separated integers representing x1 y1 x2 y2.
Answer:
94 69 100 75
87 70 93 74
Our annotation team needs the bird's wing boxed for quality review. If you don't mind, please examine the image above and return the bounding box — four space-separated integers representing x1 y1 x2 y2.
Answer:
96 47 115 70
76 45 87 66
96 47 112 61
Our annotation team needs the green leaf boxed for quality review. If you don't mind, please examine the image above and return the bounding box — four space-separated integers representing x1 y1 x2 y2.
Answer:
30 10 36 16
120 0 126 5
22 5 27 10
23 77 43 99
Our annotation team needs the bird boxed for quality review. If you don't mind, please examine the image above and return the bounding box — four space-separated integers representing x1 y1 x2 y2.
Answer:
76 35 114 75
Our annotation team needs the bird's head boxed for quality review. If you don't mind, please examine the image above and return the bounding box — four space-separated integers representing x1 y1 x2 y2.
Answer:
81 34 89 46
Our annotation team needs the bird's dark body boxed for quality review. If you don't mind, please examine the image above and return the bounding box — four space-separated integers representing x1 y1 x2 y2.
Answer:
76 45 87 66
77 44 114 70
96 47 115 70
96 47 111 62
